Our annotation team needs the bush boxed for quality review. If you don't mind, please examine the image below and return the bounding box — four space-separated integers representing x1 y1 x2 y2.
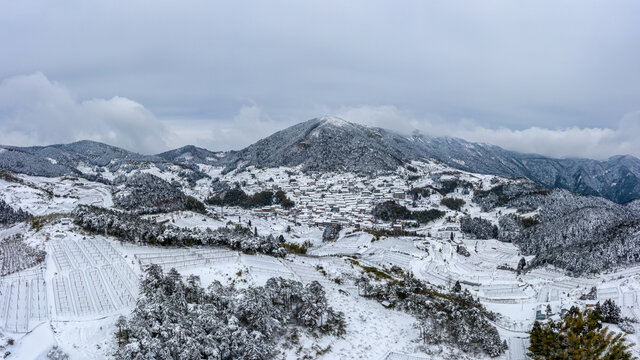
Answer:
184 196 206 213
619 321 635 334
372 201 444 224
46 346 69 360
599 299 622 324
580 286 597 301
27 213 62 232
441 197 465 211
207 189 295 209
460 216 498 239
519 216 540 228
322 224 342 242
274 190 295 209
282 242 307 254
456 245 471 257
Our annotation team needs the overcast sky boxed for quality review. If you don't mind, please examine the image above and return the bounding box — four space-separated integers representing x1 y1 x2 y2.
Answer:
1 1 639 159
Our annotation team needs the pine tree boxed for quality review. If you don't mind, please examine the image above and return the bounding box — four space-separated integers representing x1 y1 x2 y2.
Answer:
115 315 128 348
601 299 622 324
517 257 526 273
116 265 344 360
528 307 634 360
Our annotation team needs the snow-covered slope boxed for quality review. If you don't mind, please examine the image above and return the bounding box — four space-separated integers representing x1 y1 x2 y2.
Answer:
156 144 227 165
217 116 640 203
2 156 640 359
218 116 417 173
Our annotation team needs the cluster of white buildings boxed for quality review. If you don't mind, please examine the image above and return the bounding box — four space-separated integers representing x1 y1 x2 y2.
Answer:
238 172 418 229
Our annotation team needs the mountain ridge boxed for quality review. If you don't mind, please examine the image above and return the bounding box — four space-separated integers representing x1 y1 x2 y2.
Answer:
218 116 640 203
1 116 639 203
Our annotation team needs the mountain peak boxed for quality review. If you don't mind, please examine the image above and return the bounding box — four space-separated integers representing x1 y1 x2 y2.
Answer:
316 115 352 128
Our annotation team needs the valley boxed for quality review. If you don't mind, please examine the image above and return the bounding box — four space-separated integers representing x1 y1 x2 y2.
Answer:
1 147 640 359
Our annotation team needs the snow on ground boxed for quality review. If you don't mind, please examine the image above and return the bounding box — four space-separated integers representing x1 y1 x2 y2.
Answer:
4 322 57 360
6 219 627 359
2 162 640 359
0 175 113 215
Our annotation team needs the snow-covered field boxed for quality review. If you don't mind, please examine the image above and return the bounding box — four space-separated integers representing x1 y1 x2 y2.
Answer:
1 163 640 359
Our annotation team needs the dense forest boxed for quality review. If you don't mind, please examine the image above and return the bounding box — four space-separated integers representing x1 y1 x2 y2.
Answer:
115 265 345 359
0 198 31 225
112 172 206 214
357 275 505 357
372 200 444 224
73 205 285 255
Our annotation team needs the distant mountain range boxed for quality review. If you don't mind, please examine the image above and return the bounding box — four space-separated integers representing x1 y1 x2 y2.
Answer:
0 140 162 178
219 116 640 203
1 116 639 203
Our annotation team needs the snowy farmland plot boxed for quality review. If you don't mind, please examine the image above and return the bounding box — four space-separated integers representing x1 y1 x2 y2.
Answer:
48 236 138 320
0 267 47 333
134 247 238 272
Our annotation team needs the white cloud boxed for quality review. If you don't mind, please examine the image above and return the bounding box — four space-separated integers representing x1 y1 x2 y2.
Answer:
1 73 638 160
3 1 640 131
335 105 640 160
172 102 640 160
0 73 168 154
163 105 289 151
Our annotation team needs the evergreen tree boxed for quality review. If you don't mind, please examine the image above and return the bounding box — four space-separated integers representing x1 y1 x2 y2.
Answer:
600 299 623 324
517 257 526 273
528 307 634 360
185 274 204 303
115 315 128 348
115 269 344 360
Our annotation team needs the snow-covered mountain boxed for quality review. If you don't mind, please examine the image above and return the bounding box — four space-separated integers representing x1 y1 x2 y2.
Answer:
1 116 639 204
0 140 212 186
2 139 640 359
156 145 227 165
472 180 640 275
220 116 640 203
0 140 164 178
218 116 417 173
